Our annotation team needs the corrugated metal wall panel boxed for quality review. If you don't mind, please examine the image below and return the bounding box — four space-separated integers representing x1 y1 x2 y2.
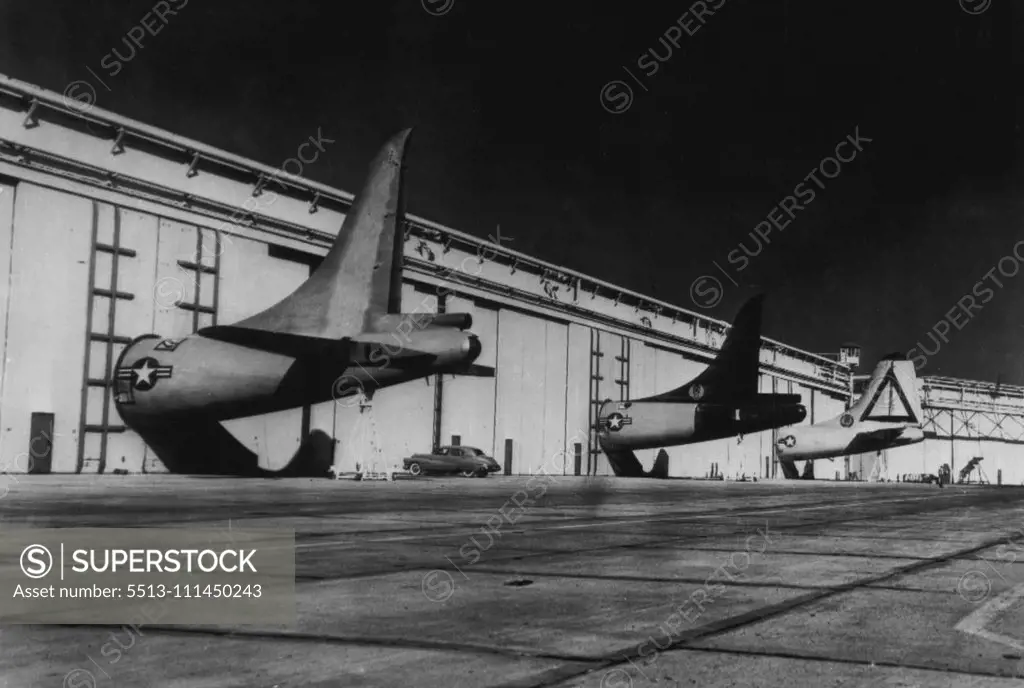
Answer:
0 183 15 470
885 442 928 480
492 310 568 474
439 297 497 457
494 309 545 474
0 185 92 473
538 321 569 475
151 219 199 337
369 376 435 469
217 235 310 324
988 443 1020 485
114 211 160 338
564 323 591 475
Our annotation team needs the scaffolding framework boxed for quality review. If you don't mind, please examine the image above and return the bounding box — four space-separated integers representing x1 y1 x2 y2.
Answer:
921 375 1024 445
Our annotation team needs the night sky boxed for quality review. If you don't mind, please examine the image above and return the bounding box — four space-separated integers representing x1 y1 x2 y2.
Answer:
1 0 1021 382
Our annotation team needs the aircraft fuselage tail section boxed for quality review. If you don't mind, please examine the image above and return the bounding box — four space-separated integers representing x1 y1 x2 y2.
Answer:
775 354 925 468
113 131 490 476
596 295 806 478
599 398 806 452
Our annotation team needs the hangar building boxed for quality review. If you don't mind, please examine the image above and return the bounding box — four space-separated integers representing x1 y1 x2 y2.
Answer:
0 75 1021 483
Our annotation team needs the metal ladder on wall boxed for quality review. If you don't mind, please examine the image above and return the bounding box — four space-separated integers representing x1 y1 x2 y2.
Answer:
80 205 133 474
587 331 631 477
587 330 604 476
615 337 631 405
80 206 221 474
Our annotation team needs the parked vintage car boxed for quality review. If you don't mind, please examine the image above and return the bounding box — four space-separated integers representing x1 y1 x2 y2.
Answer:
403 446 501 477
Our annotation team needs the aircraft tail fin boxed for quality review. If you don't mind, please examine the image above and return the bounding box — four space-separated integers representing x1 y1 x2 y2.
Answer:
648 295 764 402
233 129 412 339
600 443 646 477
648 449 670 479
132 415 333 477
779 459 801 479
600 442 671 479
850 353 922 425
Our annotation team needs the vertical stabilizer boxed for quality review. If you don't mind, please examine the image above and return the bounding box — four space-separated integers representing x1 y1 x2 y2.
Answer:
850 353 922 424
233 129 412 338
648 295 764 402
649 449 670 478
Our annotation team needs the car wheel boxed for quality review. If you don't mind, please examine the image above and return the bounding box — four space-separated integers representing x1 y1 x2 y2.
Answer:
409 462 423 476
459 469 477 478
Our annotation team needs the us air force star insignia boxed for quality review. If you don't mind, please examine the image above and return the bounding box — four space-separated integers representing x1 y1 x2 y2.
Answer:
604 412 633 432
115 357 173 392
779 435 797 448
840 413 855 428
689 383 705 401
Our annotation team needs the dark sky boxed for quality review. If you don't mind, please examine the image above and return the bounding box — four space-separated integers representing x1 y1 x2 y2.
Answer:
1 0 1022 382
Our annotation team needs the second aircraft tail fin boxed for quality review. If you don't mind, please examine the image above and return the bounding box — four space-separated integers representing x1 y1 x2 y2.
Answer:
850 353 922 425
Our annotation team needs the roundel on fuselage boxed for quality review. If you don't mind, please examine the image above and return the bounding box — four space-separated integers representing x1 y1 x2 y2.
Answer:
689 383 705 401
840 413 855 428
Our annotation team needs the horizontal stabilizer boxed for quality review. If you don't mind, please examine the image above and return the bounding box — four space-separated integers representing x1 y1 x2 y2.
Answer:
453 363 496 378
843 427 907 455
754 393 802 405
198 325 351 361
360 351 438 368
859 427 906 443
369 312 473 333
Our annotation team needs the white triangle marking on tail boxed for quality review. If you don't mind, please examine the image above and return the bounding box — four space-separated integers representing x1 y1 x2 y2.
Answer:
860 366 919 423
